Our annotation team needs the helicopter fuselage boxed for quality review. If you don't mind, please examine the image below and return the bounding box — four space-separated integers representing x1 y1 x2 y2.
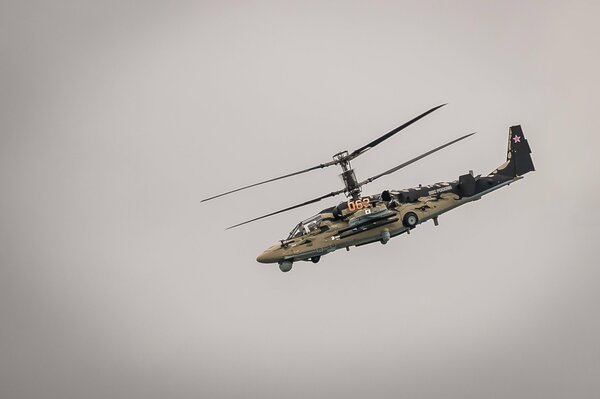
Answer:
256 172 521 270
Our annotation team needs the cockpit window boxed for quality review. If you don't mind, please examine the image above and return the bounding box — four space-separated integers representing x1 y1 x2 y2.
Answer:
288 224 303 239
287 215 322 240
302 215 321 234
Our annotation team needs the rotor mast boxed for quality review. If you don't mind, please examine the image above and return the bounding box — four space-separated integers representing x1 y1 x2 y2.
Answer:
333 151 361 199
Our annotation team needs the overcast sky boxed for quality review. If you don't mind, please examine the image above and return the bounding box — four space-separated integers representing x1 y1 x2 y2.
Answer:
1 1 599 398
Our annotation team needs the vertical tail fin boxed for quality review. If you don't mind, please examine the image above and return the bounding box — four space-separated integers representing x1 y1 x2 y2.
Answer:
492 125 535 177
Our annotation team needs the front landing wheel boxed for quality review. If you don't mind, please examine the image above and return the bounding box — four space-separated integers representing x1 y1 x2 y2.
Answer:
279 261 293 273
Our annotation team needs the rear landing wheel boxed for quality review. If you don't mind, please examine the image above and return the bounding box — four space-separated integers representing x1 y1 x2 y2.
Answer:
279 261 293 273
311 256 321 263
403 212 418 228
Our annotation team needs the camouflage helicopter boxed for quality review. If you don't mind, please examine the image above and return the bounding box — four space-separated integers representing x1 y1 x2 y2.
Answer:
202 104 535 272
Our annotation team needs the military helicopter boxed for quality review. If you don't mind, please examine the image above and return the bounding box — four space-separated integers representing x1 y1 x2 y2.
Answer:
203 104 535 272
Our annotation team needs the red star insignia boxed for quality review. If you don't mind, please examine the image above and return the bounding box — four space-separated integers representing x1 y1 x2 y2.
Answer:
513 135 521 143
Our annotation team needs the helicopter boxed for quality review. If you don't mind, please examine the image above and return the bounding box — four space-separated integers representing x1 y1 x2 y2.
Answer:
202 104 535 272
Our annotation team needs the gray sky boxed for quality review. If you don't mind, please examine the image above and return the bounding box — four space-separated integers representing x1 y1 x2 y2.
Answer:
1 1 599 398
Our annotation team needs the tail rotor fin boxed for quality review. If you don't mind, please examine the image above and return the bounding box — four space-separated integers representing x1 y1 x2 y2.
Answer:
492 125 535 177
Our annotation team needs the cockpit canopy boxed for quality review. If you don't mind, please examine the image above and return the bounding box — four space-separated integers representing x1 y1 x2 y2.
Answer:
287 214 322 240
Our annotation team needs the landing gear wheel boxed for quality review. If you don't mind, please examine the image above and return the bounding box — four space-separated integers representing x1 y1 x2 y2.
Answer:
311 256 321 264
279 261 293 273
403 212 418 228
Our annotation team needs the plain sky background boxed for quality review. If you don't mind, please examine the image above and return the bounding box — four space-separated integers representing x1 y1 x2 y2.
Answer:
1 1 599 398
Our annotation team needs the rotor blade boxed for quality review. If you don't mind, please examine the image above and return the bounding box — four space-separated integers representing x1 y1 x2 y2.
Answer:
226 189 345 229
202 161 336 202
348 103 447 159
357 132 476 187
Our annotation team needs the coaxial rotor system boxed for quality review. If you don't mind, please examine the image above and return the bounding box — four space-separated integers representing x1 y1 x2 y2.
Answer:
202 104 475 229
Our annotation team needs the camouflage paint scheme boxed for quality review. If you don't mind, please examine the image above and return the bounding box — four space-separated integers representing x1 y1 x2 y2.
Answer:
257 125 534 272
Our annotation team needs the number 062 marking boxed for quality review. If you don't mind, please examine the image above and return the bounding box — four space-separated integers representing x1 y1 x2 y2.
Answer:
347 198 371 212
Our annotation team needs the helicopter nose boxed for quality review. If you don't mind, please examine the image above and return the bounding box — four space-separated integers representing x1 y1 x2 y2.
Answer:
256 251 271 263
256 246 281 264
256 251 274 264
256 251 267 263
